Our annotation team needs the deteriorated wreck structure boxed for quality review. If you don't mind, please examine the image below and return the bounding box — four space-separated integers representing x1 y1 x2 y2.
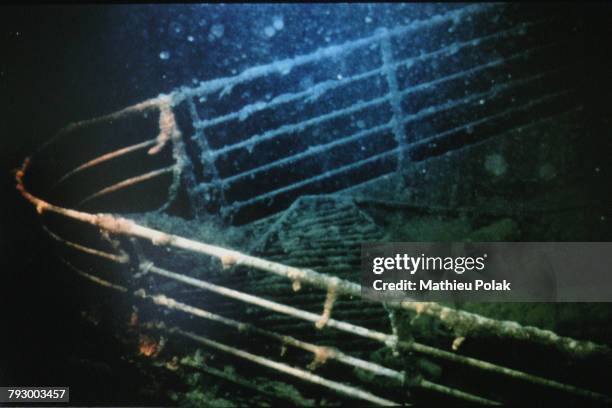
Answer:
16 4 611 405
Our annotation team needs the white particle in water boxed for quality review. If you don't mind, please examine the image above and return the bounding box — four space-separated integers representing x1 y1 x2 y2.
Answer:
159 51 170 60
264 26 276 38
484 154 507 176
210 24 224 38
365 16 372 23
300 76 314 90
538 163 556 180
277 61 291 75
187 35 194 42
273 16 284 31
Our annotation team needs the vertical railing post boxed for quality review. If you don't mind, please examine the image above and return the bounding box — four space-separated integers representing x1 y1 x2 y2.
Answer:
186 97 228 216
379 28 408 186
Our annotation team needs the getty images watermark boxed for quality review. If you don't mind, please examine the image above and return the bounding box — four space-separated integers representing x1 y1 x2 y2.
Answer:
361 242 612 302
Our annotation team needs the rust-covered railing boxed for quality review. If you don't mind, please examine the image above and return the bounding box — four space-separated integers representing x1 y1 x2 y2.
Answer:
14 4 611 405
15 104 612 404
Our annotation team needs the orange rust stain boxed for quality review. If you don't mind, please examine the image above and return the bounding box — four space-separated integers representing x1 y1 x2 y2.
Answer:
152 233 172 246
452 336 466 351
307 346 333 371
292 279 302 292
221 254 236 270
139 334 158 357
